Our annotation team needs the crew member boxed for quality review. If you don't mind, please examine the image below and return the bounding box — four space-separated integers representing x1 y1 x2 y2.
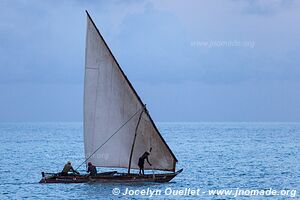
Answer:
61 161 80 176
87 162 97 176
138 151 152 175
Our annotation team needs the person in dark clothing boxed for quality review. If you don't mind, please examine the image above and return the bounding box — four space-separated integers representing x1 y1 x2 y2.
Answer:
87 162 97 176
138 151 152 175
61 161 80 176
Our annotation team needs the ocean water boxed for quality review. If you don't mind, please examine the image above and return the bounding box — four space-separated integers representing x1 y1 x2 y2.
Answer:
0 122 299 199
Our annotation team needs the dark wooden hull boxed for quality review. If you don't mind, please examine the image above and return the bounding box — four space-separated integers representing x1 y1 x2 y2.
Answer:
39 169 183 184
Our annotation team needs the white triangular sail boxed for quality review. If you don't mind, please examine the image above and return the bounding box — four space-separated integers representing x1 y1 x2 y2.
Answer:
84 11 177 172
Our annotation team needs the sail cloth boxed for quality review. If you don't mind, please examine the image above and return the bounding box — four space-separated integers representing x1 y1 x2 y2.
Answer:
84 11 177 172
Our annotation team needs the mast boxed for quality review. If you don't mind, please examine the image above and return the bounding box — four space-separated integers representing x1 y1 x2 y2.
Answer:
127 110 144 174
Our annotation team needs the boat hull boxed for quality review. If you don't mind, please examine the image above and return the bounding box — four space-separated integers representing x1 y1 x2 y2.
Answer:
39 169 183 184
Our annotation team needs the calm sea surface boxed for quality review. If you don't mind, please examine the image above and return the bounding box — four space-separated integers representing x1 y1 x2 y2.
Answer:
0 122 299 199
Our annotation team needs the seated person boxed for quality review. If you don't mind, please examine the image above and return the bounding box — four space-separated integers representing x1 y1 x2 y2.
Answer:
61 161 80 176
87 162 97 176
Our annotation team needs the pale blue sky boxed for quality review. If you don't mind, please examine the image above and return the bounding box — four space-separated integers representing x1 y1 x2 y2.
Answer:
0 0 299 122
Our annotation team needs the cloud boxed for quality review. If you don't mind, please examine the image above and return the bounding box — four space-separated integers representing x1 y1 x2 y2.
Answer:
0 0 146 84
138 0 300 84
237 0 296 15
0 0 299 121
1 0 299 85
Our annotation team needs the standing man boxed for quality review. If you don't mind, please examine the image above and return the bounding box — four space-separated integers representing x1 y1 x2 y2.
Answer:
138 150 152 175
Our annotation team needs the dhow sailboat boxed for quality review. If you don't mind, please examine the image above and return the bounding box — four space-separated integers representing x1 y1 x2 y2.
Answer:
39 11 182 183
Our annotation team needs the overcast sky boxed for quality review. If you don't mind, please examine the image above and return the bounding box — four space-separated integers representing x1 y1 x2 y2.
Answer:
0 0 300 122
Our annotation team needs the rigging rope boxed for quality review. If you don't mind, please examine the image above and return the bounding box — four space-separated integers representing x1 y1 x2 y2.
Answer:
75 106 145 171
